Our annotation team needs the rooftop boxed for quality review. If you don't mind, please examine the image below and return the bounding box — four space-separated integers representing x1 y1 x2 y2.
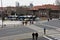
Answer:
30 4 60 10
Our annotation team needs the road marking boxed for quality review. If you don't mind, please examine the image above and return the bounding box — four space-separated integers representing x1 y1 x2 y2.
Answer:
43 35 52 40
26 25 43 32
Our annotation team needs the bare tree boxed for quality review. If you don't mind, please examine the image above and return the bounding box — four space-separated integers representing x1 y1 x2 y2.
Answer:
16 7 28 16
56 0 60 19
56 0 60 5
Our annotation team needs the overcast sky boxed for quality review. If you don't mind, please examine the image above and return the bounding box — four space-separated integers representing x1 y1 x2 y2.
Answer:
0 0 56 7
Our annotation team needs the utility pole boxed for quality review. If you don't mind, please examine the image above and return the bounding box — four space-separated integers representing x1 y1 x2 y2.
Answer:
1 0 3 28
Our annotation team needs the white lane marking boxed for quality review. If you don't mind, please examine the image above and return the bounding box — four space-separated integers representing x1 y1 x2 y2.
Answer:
43 35 52 40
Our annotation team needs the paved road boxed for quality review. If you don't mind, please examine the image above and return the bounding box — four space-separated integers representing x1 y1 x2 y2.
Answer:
0 25 36 37
35 20 60 30
34 22 56 30
43 20 60 28
0 20 59 40
34 20 60 40
0 20 57 40
21 37 49 40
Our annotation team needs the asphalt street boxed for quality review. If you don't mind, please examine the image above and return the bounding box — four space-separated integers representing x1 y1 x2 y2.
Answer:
34 22 56 30
0 20 59 40
21 37 49 40
35 20 60 30
0 25 36 37
43 20 60 28
34 20 60 40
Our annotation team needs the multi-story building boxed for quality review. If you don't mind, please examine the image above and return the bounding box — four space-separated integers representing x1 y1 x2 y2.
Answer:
29 4 60 18
0 4 60 18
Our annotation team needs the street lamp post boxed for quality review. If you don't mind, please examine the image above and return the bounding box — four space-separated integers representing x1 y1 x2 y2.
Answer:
1 0 3 28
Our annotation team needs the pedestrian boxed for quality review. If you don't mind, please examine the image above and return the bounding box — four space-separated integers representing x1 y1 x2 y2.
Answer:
48 19 49 21
30 21 31 24
22 21 24 25
35 33 38 40
50 18 52 20
25 21 27 25
32 33 35 40
32 21 34 24
44 28 46 35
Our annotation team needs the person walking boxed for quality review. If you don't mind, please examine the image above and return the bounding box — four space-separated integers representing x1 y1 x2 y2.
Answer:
32 21 34 24
32 33 35 40
25 21 27 25
30 21 31 24
35 33 38 40
44 28 46 35
22 21 24 25
48 19 49 21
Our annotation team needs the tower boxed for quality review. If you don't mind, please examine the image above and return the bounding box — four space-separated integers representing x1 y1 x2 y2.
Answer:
29 3 33 8
56 0 60 5
16 2 19 7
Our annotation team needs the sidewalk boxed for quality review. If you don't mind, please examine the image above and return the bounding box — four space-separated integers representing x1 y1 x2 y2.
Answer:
0 19 59 40
0 24 52 40
37 18 58 23
34 20 60 40
0 24 44 40
21 36 49 40
0 32 32 40
26 24 60 40
25 24 55 40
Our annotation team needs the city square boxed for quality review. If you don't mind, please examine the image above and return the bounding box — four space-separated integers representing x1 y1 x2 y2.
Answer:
0 19 59 40
0 0 60 40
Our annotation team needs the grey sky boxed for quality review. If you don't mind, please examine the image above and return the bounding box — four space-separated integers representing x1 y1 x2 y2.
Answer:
0 0 56 7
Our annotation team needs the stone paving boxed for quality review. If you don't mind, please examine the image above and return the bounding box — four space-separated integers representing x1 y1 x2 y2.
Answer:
0 24 37 40
36 19 60 40
0 19 59 40
43 20 60 28
0 23 50 40
21 36 49 40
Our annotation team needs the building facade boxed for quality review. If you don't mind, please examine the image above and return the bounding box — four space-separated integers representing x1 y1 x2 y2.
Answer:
29 4 60 18
0 4 60 18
